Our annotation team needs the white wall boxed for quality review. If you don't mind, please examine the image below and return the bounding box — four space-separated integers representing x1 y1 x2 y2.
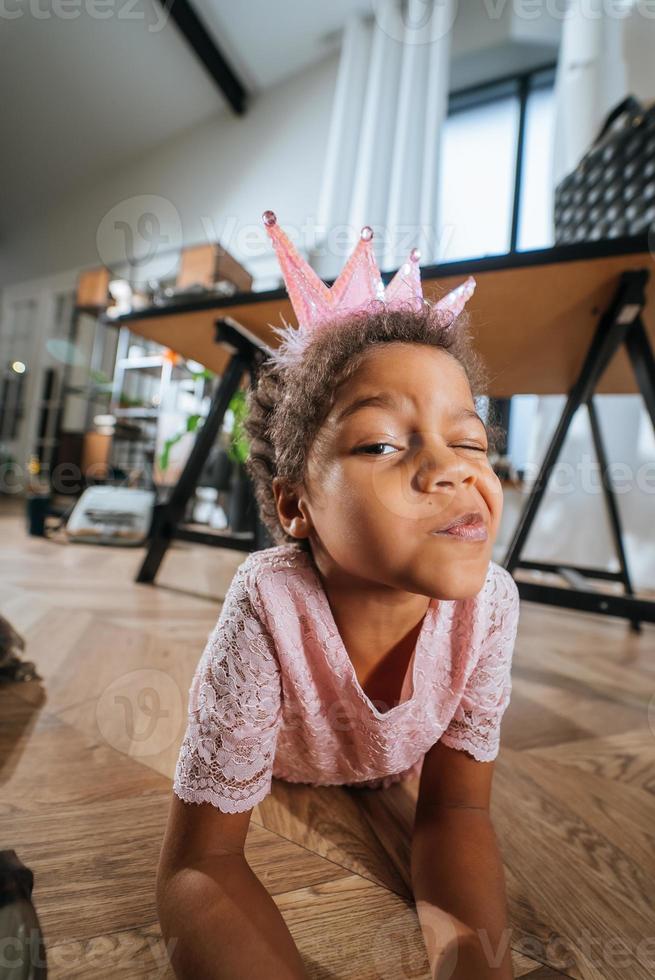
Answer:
0 50 339 474
0 50 340 291
1 5 562 290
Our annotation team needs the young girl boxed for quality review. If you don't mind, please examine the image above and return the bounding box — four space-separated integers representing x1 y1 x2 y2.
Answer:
156 212 521 980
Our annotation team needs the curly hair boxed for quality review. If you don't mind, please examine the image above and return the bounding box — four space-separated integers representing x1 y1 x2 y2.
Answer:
244 302 503 552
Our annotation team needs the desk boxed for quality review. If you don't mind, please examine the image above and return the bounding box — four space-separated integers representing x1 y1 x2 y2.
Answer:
111 234 655 396
109 234 655 624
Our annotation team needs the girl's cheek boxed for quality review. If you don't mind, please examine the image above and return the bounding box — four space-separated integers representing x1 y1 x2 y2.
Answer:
482 469 504 520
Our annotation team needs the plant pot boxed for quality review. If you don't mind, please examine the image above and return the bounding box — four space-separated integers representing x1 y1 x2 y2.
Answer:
228 466 255 534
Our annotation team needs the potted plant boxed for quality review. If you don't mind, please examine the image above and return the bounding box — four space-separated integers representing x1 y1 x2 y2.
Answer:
157 366 215 479
226 388 254 533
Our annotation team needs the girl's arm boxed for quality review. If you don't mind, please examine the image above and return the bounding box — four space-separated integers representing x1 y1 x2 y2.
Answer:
410 741 514 980
156 794 309 979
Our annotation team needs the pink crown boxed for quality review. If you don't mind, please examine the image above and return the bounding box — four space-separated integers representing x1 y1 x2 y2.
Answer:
262 210 475 370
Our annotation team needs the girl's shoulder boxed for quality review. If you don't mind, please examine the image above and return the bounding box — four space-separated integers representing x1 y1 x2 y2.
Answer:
241 542 311 576
237 542 313 601
483 560 520 606
240 541 312 578
234 543 314 628
475 560 521 638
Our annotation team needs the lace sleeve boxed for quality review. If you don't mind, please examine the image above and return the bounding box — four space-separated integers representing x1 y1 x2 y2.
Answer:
440 566 520 763
173 558 283 813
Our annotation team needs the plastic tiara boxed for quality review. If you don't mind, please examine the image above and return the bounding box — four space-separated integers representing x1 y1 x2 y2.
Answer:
262 209 476 371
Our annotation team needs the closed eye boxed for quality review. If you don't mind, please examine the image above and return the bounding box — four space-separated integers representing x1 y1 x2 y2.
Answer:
454 444 488 452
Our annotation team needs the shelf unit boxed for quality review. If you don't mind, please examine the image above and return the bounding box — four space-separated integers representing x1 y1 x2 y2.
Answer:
106 324 209 483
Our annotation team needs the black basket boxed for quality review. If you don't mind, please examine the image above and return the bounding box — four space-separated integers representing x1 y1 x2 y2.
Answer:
554 95 655 244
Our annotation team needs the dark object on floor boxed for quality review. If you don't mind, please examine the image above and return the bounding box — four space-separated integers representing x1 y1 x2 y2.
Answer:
25 496 52 538
0 616 40 684
0 850 47 978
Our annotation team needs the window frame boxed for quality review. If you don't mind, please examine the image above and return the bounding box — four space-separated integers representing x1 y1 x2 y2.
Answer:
446 63 557 255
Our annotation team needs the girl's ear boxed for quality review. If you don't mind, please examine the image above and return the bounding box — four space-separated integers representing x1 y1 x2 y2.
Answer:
272 477 312 540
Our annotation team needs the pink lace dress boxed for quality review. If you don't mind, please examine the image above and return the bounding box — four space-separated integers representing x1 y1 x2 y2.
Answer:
173 542 520 814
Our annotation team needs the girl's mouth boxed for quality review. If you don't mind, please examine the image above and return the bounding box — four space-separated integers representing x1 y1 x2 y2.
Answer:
429 512 488 541
430 524 488 541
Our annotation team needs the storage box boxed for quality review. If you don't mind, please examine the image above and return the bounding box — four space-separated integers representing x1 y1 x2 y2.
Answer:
176 243 253 293
76 267 111 310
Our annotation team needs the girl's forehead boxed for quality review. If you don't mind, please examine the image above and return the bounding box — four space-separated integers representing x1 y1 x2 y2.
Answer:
335 344 470 404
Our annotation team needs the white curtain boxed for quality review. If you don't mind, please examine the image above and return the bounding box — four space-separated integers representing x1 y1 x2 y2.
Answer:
552 0 655 187
314 0 454 278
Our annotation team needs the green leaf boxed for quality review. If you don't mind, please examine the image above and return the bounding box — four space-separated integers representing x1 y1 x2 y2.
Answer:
226 390 250 465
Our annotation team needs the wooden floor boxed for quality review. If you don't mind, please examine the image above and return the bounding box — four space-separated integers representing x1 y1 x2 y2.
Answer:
1 499 654 980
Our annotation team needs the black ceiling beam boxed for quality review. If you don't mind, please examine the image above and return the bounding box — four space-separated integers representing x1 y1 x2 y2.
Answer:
157 0 248 116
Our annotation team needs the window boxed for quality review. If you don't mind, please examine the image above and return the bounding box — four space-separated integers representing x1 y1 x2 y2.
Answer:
438 66 556 262
437 66 557 474
517 70 556 251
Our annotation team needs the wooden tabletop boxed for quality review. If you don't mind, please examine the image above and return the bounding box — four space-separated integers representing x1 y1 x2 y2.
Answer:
107 234 655 397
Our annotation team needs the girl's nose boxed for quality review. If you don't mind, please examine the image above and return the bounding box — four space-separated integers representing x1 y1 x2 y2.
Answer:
412 444 477 494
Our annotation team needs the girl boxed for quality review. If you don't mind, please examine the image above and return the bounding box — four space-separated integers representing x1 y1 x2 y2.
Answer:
156 212 521 980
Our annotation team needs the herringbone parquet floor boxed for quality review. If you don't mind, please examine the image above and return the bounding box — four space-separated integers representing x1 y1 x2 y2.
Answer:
1 498 654 979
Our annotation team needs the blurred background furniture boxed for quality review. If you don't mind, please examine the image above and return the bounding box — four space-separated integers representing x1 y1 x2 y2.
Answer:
111 233 655 621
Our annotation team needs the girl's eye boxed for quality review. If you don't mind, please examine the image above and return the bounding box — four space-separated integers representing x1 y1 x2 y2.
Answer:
356 442 488 455
355 442 398 456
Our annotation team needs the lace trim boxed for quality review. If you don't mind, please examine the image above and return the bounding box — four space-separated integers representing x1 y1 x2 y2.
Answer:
172 546 521 805
438 566 520 762
173 559 283 813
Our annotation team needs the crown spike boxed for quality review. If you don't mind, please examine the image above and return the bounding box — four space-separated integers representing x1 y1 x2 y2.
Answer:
329 228 384 310
262 211 476 369
263 210 332 328
434 276 476 323
384 246 424 312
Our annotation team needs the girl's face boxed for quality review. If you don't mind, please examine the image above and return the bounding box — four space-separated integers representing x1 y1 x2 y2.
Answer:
275 342 504 601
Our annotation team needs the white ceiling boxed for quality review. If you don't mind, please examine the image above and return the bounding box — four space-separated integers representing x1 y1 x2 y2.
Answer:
0 0 370 240
1 3 215 238
1 1 559 243
193 0 373 90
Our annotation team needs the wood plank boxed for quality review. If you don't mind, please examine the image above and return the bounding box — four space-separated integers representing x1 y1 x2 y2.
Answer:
113 247 655 396
3 502 655 978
